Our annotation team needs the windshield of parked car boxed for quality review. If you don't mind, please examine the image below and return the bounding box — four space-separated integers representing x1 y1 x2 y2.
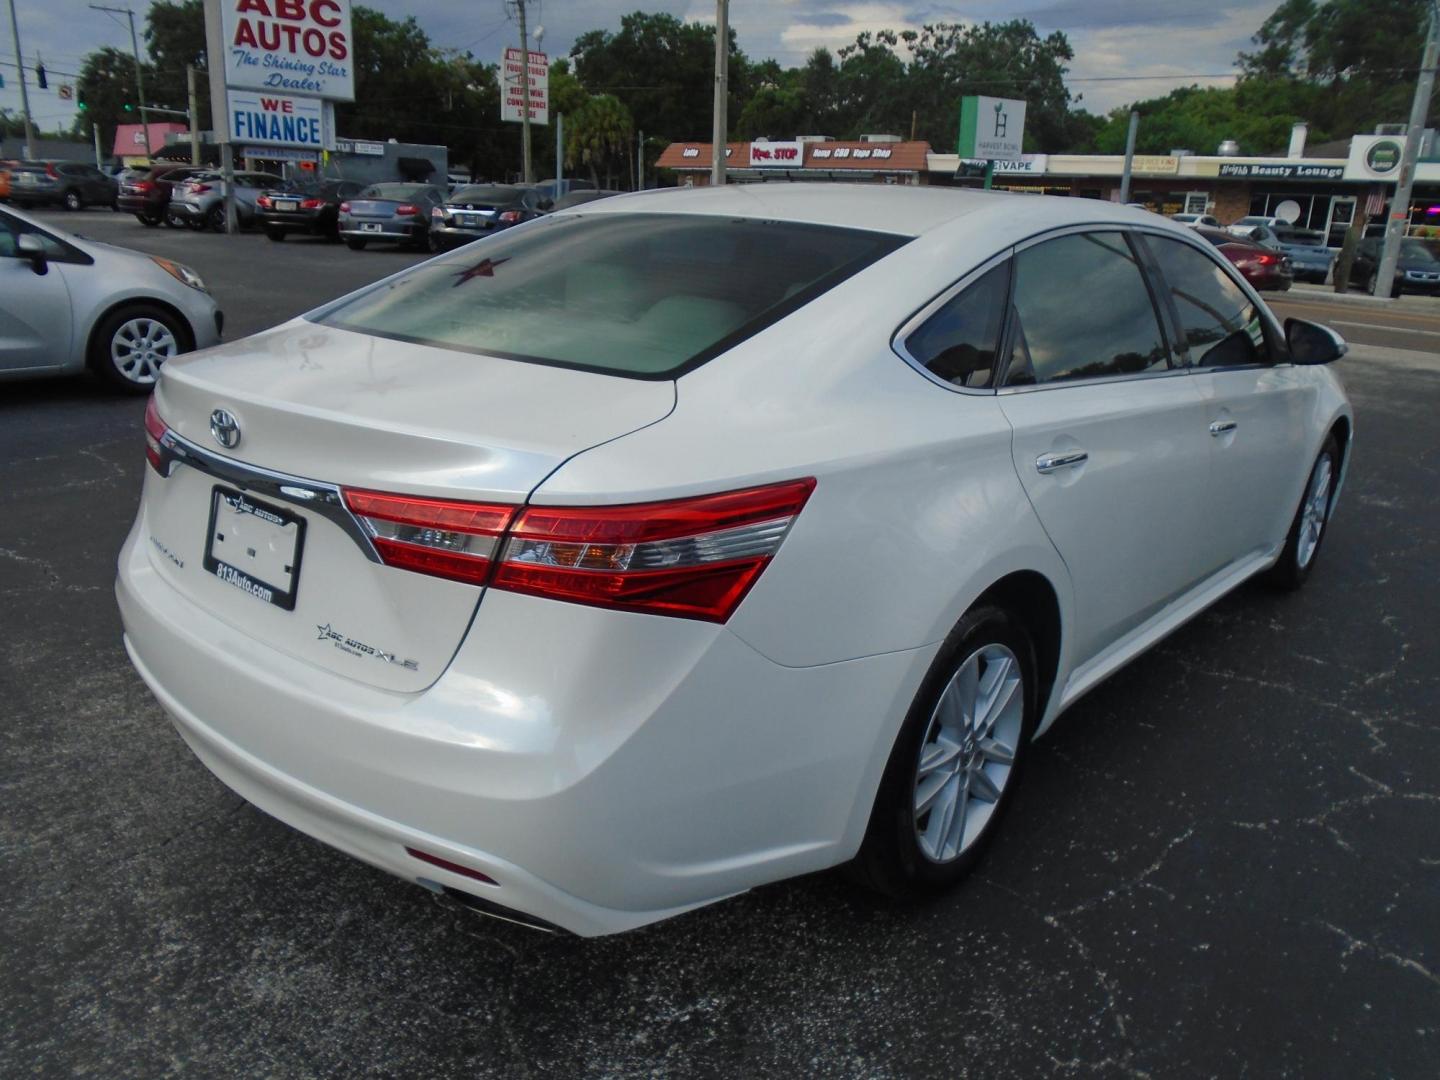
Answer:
359 183 431 200
448 185 522 205
316 213 908 378
1399 238 1440 264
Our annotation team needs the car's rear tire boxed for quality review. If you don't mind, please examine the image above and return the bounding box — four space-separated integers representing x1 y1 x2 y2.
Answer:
344 237 367 250
164 208 188 228
1263 434 1341 591
206 206 227 232
62 189 82 211
851 604 1037 899
89 305 191 395
137 213 161 227
265 227 286 242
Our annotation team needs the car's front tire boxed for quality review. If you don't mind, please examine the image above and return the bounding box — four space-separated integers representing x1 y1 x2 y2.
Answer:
89 305 191 394
1263 434 1341 591
852 604 1037 898
206 206 228 232
62 189 82 211
265 227 286 242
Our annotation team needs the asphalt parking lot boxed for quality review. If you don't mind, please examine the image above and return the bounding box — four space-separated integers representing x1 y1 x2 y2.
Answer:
3 208 1438 1078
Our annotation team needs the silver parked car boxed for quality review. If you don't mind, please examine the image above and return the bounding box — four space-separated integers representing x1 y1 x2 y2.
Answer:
0 203 221 392
170 171 284 232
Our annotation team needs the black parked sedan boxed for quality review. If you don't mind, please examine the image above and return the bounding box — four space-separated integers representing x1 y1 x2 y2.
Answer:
429 185 550 251
338 183 446 251
1352 236 1440 297
257 179 366 242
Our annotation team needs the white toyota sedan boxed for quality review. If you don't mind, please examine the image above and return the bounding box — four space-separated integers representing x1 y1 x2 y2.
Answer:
117 185 1352 935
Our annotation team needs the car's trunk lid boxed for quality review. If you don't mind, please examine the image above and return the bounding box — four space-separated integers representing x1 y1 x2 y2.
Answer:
142 320 674 692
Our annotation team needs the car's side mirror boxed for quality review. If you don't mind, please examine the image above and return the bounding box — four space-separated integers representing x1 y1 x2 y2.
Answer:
16 233 48 276
1286 318 1347 365
539 198 553 211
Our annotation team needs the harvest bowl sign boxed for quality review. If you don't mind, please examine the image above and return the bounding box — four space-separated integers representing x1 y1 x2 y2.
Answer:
221 0 355 101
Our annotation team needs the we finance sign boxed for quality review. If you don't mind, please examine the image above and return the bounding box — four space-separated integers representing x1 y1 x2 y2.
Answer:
229 92 334 149
221 0 354 101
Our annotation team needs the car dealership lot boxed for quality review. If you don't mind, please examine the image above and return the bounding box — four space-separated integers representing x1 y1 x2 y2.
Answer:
3 210 1437 1077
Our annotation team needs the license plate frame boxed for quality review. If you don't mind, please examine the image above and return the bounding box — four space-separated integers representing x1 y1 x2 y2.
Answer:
361 222 383 233
203 486 306 611
275 199 298 212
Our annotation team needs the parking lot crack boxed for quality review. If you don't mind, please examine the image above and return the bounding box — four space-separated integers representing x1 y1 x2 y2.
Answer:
1048 825 1197 920
1317 921 1440 990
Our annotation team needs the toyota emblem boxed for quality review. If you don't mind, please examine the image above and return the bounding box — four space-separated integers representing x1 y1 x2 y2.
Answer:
210 408 241 449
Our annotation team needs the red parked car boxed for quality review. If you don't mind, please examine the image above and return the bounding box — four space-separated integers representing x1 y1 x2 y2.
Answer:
1197 225 1293 292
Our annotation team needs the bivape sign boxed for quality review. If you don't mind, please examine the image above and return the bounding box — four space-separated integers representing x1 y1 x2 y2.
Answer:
220 0 355 101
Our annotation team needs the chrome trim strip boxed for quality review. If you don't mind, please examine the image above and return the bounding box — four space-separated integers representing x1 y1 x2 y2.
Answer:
155 430 381 562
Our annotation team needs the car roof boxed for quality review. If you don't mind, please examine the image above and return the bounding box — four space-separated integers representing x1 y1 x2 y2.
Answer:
568 182 1170 238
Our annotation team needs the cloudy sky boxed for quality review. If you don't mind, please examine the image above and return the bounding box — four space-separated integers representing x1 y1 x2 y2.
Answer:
3 0 1279 140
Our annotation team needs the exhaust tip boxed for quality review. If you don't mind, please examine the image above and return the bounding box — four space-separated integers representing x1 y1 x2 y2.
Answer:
441 886 566 934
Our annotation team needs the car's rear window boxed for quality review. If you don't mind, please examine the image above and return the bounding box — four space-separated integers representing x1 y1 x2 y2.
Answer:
315 213 907 378
359 183 430 200
449 185 520 204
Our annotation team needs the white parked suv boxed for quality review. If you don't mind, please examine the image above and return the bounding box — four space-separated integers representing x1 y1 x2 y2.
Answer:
118 185 1352 934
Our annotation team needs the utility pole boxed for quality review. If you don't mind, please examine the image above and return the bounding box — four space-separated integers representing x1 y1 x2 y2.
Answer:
201 0 236 233
555 112 563 196
1374 2 1440 299
637 130 644 191
92 122 102 167
5 0 37 159
513 0 533 184
91 5 151 157
1118 109 1139 205
187 64 200 165
710 0 728 186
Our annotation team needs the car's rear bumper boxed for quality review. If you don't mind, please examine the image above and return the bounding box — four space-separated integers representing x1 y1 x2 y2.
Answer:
259 210 327 231
432 222 501 242
116 515 927 934
339 221 426 242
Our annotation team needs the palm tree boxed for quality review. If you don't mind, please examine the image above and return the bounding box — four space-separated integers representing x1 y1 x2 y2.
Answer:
567 94 633 188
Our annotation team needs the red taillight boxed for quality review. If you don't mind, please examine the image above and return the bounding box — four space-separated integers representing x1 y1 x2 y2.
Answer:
395 203 421 216
134 180 154 193
257 194 272 209
143 396 168 473
343 478 815 621
1256 253 1278 266
491 479 816 622
498 209 523 223
45 162 58 178
301 197 324 209
342 489 516 586
339 201 351 213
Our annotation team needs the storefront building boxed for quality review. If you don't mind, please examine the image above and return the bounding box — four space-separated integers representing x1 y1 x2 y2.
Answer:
660 128 1440 243
655 137 932 185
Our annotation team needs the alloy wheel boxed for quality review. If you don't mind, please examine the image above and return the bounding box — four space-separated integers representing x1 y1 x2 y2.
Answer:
1296 453 1333 569
913 643 1024 863
110 317 178 386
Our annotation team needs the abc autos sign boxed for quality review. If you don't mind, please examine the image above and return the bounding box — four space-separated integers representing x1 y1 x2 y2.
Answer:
221 0 355 101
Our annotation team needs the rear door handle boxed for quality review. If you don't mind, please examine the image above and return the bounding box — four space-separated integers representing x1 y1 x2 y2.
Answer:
1035 450 1088 474
1209 419 1238 436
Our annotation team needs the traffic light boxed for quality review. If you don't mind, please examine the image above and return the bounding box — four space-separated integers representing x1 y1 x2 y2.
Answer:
77 98 87 112
36 63 47 90
122 102 134 112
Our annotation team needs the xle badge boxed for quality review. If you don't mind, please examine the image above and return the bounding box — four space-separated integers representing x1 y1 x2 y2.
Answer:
316 623 420 671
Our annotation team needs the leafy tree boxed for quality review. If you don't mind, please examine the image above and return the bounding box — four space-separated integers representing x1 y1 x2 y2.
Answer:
73 47 151 147
145 0 208 120
571 12 749 141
